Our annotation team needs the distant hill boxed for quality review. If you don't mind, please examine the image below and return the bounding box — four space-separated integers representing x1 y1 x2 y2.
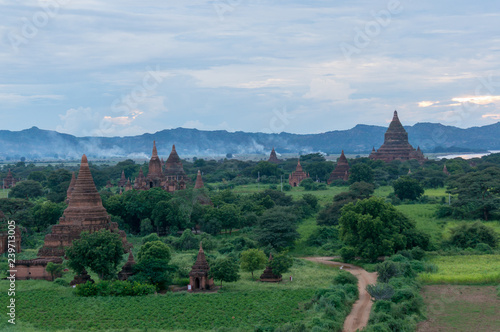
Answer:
0 122 499 160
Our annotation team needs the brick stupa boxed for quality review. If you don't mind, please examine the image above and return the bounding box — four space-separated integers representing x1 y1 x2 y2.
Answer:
146 141 165 188
118 170 127 187
260 253 282 282
2 169 16 189
268 147 281 164
189 242 214 290
289 160 309 187
117 251 136 281
194 170 204 189
164 144 187 191
369 111 426 163
134 167 147 190
327 150 350 184
38 154 129 258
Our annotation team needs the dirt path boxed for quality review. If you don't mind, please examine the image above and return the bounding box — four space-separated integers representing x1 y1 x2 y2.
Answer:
302 257 377 332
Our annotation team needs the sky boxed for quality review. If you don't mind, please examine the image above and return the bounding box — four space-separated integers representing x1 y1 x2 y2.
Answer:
1 0 500 137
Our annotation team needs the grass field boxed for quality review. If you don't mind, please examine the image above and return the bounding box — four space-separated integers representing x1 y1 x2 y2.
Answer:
418 285 500 332
0 257 337 331
0 189 9 198
418 255 500 284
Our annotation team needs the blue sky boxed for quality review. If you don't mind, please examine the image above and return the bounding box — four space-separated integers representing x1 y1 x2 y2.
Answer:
1 0 499 136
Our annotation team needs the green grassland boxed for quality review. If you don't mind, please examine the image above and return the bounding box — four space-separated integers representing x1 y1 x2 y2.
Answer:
418 255 500 284
0 257 337 332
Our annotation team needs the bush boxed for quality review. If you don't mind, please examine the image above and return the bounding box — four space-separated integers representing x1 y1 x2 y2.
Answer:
333 270 358 286
75 281 156 296
142 233 161 244
366 283 394 301
54 278 69 287
448 221 498 249
340 246 356 263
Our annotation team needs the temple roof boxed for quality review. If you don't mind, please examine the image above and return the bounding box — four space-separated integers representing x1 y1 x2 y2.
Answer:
268 147 280 164
189 242 210 277
164 144 186 177
148 141 164 179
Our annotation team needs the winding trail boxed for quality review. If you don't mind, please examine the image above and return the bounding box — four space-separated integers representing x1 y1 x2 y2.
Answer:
302 257 377 332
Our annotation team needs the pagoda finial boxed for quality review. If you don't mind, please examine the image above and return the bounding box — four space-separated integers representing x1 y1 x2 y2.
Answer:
81 154 88 164
152 141 158 157
199 241 203 252
172 144 176 152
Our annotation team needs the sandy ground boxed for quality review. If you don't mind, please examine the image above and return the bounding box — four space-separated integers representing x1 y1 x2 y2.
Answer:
302 257 378 332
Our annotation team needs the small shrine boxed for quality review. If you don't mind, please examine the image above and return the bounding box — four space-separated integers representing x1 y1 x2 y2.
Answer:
189 242 214 291
327 150 350 184
268 147 281 164
288 160 309 187
117 251 136 281
260 253 282 282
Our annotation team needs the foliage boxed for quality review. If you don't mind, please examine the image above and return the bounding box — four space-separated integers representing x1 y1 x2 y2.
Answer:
339 246 357 262
66 229 125 280
240 248 267 279
8 180 44 199
29 200 65 232
45 262 64 281
339 197 430 261
349 164 374 184
141 232 161 244
256 207 300 250
333 270 358 286
75 280 156 296
140 218 154 235
445 166 500 220
175 229 199 250
270 253 294 276
133 240 173 289
366 283 394 301
447 221 498 249
209 257 240 288
392 176 424 201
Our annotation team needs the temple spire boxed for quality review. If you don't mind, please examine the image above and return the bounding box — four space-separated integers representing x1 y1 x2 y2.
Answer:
194 170 204 189
152 140 158 157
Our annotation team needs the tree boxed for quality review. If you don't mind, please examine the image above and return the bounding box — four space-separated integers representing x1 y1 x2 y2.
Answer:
339 197 430 262
393 176 424 201
448 222 498 249
349 164 374 184
133 240 173 289
30 200 65 231
9 180 44 199
255 207 300 250
446 166 500 220
240 249 267 280
45 262 64 281
66 229 125 280
46 169 72 202
270 252 294 276
209 257 240 288
28 171 47 183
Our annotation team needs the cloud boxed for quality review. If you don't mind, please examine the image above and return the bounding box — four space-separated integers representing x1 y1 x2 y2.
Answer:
303 78 355 102
418 101 438 107
452 95 500 105
482 113 500 120
56 107 102 136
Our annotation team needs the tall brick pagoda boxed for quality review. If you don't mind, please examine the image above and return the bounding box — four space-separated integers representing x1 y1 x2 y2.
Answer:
37 154 129 258
327 150 350 184
289 159 309 187
134 167 147 190
369 111 426 163
268 147 281 164
146 141 165 188
164 144 187 191
194 170 204 189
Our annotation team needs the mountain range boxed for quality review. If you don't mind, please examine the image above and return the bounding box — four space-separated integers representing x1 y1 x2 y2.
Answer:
1 122 499 160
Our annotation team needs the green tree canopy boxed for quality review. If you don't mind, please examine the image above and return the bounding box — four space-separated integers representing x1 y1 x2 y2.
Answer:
209 257 240 288
447 221 498 249
392 176 424 201
339 197 430 261
9 180 44 199
240 248 267 279
349 164 374 184
133 240 173 289
255 207 300 250
66 229 125 280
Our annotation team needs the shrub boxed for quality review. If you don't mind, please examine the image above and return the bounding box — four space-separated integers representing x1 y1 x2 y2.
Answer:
448 221 498 249
333 270 358 286
54 278 69 287
142 233 161 244
340 246 356 262
366 283 394 301
75 280 156 296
